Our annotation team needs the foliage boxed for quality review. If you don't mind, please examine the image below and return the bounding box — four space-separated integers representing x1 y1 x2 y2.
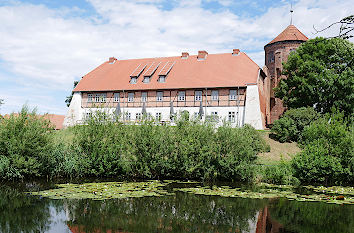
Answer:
0 106 53 179
258 160 299 185
65 81 79 107
291 112 354 185
275 37 354 117
70 113 269 181
271 107 320 142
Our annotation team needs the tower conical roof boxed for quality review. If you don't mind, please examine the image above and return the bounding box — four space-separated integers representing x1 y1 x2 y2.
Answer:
267 25 308 45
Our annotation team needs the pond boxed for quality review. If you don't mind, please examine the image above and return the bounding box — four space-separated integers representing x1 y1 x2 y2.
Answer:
0 180 353 233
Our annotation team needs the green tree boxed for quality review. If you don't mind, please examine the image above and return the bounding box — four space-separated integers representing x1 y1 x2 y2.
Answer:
275 37 354 117
65 81 79 107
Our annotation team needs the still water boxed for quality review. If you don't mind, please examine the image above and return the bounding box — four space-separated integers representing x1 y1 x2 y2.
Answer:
0 180 353 233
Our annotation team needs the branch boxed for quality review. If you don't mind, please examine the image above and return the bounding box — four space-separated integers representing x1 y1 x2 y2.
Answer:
313 15 354 39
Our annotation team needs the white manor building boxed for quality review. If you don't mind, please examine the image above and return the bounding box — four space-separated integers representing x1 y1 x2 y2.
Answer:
64 49 270 129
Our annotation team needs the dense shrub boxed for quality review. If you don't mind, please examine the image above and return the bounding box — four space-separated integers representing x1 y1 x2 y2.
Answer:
69 112 269 181
0 107 53 179
0 109 270 181
258 160 299 185
271 107 319 142
291 112 353 185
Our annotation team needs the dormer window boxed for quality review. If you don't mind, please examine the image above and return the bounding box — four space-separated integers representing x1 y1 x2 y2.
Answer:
130 77 137 84
158 75 166 83
143 76 150 83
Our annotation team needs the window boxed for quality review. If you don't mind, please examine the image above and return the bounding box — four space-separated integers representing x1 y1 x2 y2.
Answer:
95 94 100 103
267 51 274 63
155 112 161 121
114 93 120 102
211 90 219 101
136 113 142 120
126 112 131 120
158 75 166 83
208 111 219 122
157 91 163 102
195 91 202 101
100 93 106 103
84 112 92 120
128 93 134 102
194 112 199 119
229 90 237 100
141 92 147 102
130 77 137 84
88 94 93 102
178 91 185 101
143 76 150 83
228 111 235 123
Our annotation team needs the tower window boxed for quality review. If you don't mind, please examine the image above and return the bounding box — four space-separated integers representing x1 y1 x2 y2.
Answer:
267 51 275 63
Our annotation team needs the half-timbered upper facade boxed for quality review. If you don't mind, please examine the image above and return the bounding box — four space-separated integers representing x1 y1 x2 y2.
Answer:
64 49 269 129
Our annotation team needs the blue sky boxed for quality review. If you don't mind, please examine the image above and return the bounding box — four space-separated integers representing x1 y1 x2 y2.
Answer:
0 0 353 115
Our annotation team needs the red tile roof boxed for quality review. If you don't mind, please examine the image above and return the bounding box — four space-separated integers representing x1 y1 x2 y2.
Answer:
2 113 64 130
267 25 308 45
42 114 65 130
73 52 260 92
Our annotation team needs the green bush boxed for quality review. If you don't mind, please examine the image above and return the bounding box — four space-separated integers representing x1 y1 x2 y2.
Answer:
69 112 269 181
258 160 299 185
271 107 319 142
292 112 353 185
292 140 344 185
0 107 53 179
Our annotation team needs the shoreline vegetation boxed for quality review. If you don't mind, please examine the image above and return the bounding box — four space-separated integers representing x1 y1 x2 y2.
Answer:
0 106 353 188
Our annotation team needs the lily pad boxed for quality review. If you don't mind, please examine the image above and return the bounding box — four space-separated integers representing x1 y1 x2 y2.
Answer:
27 181 172 200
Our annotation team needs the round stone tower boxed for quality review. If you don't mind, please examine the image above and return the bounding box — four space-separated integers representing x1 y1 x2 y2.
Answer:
264 24 308 124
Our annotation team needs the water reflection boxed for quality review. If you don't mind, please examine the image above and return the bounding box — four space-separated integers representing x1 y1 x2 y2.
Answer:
0 183 353 233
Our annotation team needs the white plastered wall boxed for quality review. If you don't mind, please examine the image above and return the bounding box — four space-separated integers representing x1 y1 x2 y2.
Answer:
244 85 264 130
63 92 84 127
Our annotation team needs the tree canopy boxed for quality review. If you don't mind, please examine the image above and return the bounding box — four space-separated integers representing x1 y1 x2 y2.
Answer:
275 37 354 117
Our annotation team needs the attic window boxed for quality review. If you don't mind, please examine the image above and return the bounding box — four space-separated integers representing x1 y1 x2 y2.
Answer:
143 76 150 83
130 77 137 84
158 75 166 83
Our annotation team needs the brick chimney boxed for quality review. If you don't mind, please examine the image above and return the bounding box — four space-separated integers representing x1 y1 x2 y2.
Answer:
197 50 208 60
181 52 189 59
108 57 117 64
232 49 240 56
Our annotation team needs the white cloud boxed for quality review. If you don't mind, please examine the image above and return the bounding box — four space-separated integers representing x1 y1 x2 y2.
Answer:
0 0 353 114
